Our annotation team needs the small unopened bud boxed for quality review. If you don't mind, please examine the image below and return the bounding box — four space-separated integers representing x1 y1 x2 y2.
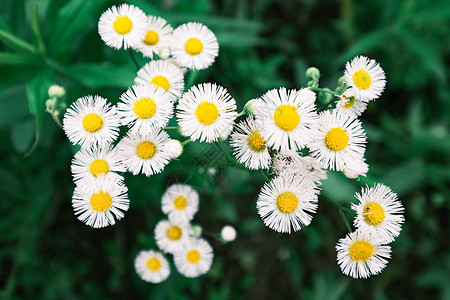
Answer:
48 85 65 98
243 99 258 115
45 98 56 112
158 46 171 59
191 225 202 238
306 67 320 80
307 80 318 88
221 225 236 242
164 139 183 158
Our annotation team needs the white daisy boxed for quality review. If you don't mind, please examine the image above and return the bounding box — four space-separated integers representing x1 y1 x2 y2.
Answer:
344 56 386 101
118 84 173 134
308 110 367 171
343 157 369 179
135 60 185 101
256 175 319 233
98 4 147 50
161 184 199 223
254 88 318 151
155 219 192 254
335 88 369 119
336 229 391 279
134 250 170 283
63 95 120 149
71 144 125 184
352 184 404 244
72 176 129 228
171 22 219 70
272 150 303 176
230 117 271 170
176 83 237 143
118 129 171 176
173 238 214 278
297 156 328 185
132 16 173 59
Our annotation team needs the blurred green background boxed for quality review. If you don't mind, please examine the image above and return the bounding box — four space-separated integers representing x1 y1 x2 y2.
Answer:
1 0 449 299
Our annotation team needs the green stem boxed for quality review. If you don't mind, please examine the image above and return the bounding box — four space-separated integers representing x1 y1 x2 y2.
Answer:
339 208 352 232
164 126 179 130
128 48 140 70
29 3 46 56
321 193 353 212
318 96 337 112
181 138 190 146
259 169 271 182
236 110 246 119
310 87 339 96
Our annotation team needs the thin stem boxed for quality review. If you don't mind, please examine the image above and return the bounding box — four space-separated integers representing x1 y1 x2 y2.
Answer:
128 48 140 70
318 96 337 112
339 208 352 232
181 138 190 146
50 113 63 129
321 193 353 212
164 126 179 130
310 87 339 96
259 169 271 182
236 110 246 119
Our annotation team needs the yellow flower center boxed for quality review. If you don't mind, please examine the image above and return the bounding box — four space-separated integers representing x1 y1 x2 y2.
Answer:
363 202 386 226
342 96 356 108
90 190 112 212
353 69 372 90
136 141 156 159
185 38 203 55
195 102 219 125
174 196 187 210
143 30 159 46
274 104 300 131
187 250 201 263
166 226 182 240
325 127 349 151
146 257 162 272
349 240 375 262
113 16 133 35
134 97 157 119
277 192 299 214
89 159 109 177
247 131 266 152
82 113 103 133
150 75 170 91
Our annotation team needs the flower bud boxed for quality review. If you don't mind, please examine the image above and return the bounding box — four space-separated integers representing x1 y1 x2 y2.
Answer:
48 85 65 98
305 67 320 80
221 225 236 242
164 139 183 158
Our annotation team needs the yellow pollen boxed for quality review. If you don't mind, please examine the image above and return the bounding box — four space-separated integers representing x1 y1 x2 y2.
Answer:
133 97 157 119
277 192 299 214
247 131 266 152
325 127 349 151
174 196 187 210
89 159 109 177
90 190 112 212
274 104 300 131
363 202 386 226
82 113 103 133
167 226 182 240
342 96 356 108
146 257 162 272
113 16 133 35
349 240 375 262
136 141 156 159
143 30 159 45
195 102 219 125
353 69 372 90
150 76 170 91
185 38 203 55
187 250 201 263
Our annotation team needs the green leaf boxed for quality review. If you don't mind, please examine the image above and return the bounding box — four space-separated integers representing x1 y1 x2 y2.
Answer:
66 62 135 89
0 84 30 128
11 117 35 154
0 27 35 54
0 52 34 65
382 159 424 195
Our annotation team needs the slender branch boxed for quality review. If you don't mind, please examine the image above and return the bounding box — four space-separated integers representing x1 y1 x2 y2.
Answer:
310 87 339 96
164 126 179 130
235 110 246 119
321 193 353 212
318 96 338 112
339 208 352 232
259 169 271 182
128 48 140 70
181 138 190 146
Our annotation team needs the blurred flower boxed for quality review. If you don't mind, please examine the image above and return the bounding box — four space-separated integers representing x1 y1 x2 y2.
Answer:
335 88 369 119
343 157 369 179
336 229 391 279
171 22 218 70
98 4 147 50
173 238 214 277
221 225 236 242
161 183 199 223
134 250 170 283
155 219 192 254
164 139 183 158
48 84 65 98
63 95 120 149
133 16 173 59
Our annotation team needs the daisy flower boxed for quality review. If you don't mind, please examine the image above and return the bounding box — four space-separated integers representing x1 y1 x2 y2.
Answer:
344 56 386 101
98 4 147 50
155 219 192 254
336 229 391 279
272 152 327 185
308 110 366 171
297 156 328 185
135 60 185 101
173 238 214 278
71 144 125 184
171 22 219 70
118 84 174 134
176 83 237 143
230 117 271 170
352 184 404 244
256 175 319 233
72 176 129 228
254 88 318 151
118 129 171 176
162 184 199 223
335 88 369 119
134 250 170 283
133 16 173 59
63 95 120 149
